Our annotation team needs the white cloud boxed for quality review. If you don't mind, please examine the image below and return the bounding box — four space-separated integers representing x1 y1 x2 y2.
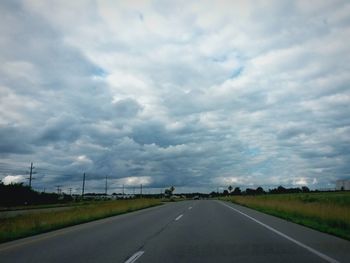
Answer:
0 0 349 192
116 176 152 186
2 175 25 185
76 155 92 164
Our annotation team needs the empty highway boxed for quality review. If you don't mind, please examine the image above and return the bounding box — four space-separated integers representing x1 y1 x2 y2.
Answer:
0 200 349 263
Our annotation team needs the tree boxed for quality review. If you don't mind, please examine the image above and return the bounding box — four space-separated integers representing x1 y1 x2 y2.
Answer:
223 190 229 196
228 185 233 193
256 187 265 195
164 186 175 197
274 185 286 194
301 186 310 193
0 182 72 206
232 187 241 195
210 191 219 197
245 188 256 195
164 189 172 197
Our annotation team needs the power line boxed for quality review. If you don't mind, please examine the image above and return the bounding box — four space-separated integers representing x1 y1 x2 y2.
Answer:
0 163 28 169
0 170 26 175
0 163 28 175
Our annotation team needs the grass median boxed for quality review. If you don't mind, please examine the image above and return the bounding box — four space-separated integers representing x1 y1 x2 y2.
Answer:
221 192 350 240
0 198 161 243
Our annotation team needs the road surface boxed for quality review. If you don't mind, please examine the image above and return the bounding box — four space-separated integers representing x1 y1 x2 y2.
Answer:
0 200 349 263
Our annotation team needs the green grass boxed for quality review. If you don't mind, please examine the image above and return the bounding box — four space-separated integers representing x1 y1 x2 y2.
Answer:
221 192 350 240
0 198 161 243
0 202 85 212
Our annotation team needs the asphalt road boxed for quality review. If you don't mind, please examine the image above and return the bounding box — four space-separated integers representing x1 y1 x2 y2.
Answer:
1 200 349 263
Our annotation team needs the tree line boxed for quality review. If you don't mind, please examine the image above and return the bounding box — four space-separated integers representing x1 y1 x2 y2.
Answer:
1 181 315 207
0 182 73 207
210 185 311 197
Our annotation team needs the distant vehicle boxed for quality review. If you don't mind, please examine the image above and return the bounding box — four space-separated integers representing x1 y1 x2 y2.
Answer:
193 195 199 200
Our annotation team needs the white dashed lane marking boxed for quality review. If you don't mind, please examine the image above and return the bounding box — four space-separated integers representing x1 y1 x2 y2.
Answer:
124 251 144 263
175 214 183 221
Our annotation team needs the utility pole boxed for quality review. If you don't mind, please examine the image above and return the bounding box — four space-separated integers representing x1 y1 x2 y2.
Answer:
69 188 72 196
55 185 62 194
140 184 143 198
105 175 108 195
82 172 86 197
28 162 36 188
122 184 125 196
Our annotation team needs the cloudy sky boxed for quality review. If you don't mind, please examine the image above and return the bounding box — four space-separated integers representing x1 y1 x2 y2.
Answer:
1 0 350 193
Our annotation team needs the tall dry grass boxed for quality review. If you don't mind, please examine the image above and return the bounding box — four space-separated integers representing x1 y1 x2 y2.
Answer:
222 192 350 240
0 199 161 243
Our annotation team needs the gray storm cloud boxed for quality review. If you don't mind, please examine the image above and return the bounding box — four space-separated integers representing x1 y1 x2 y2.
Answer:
0 0 349 193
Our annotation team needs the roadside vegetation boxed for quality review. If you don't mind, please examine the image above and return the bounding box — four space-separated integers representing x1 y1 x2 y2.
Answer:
222 191 350 240
0 198 161 243
0 182 73 208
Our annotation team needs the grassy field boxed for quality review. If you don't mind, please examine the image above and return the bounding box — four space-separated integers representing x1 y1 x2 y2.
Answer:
222 192 350 240
0 202 86 212
0 198 161 243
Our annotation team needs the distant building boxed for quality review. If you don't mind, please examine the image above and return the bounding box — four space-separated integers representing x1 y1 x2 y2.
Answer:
336 180 350 191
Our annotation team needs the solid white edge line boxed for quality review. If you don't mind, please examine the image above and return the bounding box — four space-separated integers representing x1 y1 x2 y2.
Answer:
175 214 183 221
218 201 339 263
124 251 144 263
